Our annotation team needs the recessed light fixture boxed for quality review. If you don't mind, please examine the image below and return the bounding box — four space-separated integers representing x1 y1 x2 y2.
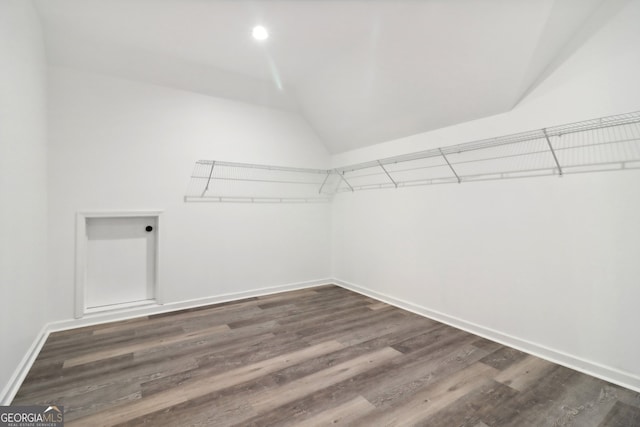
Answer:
252 25 269 41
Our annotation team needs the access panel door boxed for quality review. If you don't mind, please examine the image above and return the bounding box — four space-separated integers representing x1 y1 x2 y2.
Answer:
85 216 157 310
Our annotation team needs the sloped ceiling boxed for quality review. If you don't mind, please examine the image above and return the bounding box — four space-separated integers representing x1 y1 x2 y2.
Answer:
34 0 624 153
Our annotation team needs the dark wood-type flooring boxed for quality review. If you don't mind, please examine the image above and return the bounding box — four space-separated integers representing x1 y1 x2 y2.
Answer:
13 285 640 426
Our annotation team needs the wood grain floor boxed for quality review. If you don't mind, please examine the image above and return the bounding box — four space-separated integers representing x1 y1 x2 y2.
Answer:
13 285 640 426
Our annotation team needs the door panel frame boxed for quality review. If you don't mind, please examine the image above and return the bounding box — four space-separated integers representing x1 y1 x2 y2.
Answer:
75 210 163 318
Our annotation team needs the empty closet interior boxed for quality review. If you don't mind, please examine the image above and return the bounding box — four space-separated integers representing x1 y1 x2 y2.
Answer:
2 0 640 424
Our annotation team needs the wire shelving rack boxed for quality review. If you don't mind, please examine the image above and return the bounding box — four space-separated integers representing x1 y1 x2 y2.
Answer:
185 111 640 202
184 161 340 203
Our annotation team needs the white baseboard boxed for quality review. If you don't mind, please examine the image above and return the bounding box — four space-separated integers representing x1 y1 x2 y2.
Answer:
48 278 331 333
333 278 640 394
0 278 332 404
0 324 50 406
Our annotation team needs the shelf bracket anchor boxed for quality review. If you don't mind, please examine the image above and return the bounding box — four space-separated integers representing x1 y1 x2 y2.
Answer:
543 129 563 176
201 161 216 197
439 148 461 183
339 171 354 192
378 161 398 188
318 171 331 194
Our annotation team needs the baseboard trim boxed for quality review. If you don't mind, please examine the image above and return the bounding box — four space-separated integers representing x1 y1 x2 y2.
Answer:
0 278 332 404
0 324 50 406
333 278 640 393
48 278 332 333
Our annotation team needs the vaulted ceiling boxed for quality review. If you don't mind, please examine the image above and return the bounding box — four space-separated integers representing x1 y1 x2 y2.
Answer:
34 0 625 153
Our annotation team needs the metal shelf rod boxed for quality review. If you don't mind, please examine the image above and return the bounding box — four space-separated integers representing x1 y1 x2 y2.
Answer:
339 172 355 192
198 160 328 175
318 172 331 194
543 128 563 176
191 176 325 185
201 161 215 197
439 148 461 183
378 160 398 188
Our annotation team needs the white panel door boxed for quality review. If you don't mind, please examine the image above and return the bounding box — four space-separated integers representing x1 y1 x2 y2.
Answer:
85 216 156 309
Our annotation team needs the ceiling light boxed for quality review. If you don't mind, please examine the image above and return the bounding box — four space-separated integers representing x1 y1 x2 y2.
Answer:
252 25 269 41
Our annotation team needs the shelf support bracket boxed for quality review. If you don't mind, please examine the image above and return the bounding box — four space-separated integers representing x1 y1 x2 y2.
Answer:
318 171 331 194
439 148 461 183
201 161 216 197
543 129 563 176
339 171 354 192
378 161 398 188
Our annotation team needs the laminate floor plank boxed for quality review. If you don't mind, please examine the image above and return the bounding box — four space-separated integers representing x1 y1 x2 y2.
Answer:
479 346 529 371
13 285 640 426
191 331 307 371
600 401 640 427
236 337 486 427
36 325 183 361
140 333 310 398
332 311 436 347
367 302 390 311
66 341 345 426
485 364 587 427
363 341 490 409
63 324 231 368
416 380 519 427
254 287 349 310
510 373 620 427
132 319 279 360
250 346 401 413
494 354 557 391
471 337 505 353
358 362 500 426
162 347 400 427
15 354 199 411
293 395 375 426
273 302 380 330
295 308 408 344
14 353 137 400
18 320 284 400
231 297 369 330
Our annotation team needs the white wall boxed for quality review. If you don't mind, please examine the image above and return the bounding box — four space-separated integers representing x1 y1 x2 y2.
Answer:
47 67 331 322
0 1 49 400
332 0 640 388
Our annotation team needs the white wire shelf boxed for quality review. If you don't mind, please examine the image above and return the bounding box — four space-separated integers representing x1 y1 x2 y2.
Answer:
185 160 339 203
185 111 640 202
